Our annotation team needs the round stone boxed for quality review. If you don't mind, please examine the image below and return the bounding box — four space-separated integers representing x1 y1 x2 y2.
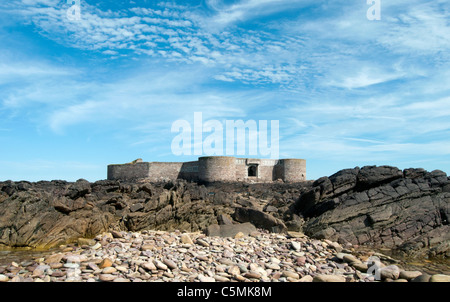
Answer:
243 272 261 279
92 243 102 250
154 260 168 271
214 275 230 282
99 258 113 268
380 265 400 280
99 274 117 282
430 274 450 282
299 275 313 282
64 263 80 269
0 274 9 282
102 267 117 274
399 270 422 280
313 274 346 282
227 265 241 276
342 254 361 264
198 274 215 282
180 234 194 245
163 259 177 270
113 277 130 282
265 262 280 270
282 271 299 279
290 242 301 251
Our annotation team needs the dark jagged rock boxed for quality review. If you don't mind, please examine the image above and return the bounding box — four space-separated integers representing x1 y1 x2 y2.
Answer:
233 207 287 233
66 179 91 200
296 166 450 258
0 180 229 249
329 167 360 195
356 166 403 190
0 179 310 249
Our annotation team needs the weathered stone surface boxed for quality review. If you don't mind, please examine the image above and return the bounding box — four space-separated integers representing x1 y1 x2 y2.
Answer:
356 166 403 190
351 262 368 272
180 233 194 245
399 270 422 280
430 274 450 282
233 207 287 232
99 258 113 269
111 230 124 238
141 262 156 271
226 265 240 276
217 214 234 225
99 274 116 282
130 203 144 212
154 260 168 271
205 223 257 238
299 275 313 282
411 274 431 282
33 264 50 276
282 271 299 279
380 265 400 280
0 180 237 249
102 267 117 274
44 253 64 264
163 259 177 270
198 274 215 282
343 254 361 264
299 166 450 257
66 179 92 200
290 241 301 251
313 274 346 282
77 238 96 246
0 275 9 282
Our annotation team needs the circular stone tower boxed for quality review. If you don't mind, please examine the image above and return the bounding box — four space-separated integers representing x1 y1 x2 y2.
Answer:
198 156 236 182
282 159 306 182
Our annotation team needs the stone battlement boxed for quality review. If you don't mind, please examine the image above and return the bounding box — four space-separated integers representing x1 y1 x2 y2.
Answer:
108 157 306 183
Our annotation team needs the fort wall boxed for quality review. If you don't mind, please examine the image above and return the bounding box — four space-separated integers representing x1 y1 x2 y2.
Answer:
179 161 199 182
147 162 184 182
108 157 306 183
107 162 150 181
199 156 236 182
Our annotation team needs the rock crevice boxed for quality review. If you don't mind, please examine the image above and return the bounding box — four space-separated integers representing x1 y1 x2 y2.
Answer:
295 166 449 258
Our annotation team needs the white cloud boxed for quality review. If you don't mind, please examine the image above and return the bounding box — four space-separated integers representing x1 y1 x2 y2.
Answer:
49 100 105 133
205 0 312 26
1 0 313 88
20 0 59 6
328 67 405 89
0 62 72 80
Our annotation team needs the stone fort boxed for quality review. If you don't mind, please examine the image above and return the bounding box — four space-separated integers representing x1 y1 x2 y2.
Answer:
108 157 306 183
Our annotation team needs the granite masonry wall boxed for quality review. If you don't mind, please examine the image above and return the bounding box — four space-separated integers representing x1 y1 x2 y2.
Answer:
108 157 306 182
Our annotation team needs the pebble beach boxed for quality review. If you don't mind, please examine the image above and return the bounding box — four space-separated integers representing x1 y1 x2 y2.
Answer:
1 229 448 283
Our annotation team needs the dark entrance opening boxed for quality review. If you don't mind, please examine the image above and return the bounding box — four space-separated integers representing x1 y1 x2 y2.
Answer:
248 165 258 177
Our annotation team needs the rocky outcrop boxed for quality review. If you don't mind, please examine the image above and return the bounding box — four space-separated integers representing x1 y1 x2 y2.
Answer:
0 179 308 249
294 166 450 258
233 207 287 233
0 180 230 249
1 165 448 259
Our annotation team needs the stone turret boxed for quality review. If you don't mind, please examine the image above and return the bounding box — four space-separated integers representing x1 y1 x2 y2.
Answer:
282 159 306 182
198 156 236 182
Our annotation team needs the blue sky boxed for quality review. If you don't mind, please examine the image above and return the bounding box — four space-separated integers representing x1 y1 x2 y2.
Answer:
0 0 449 182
